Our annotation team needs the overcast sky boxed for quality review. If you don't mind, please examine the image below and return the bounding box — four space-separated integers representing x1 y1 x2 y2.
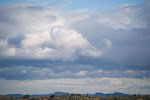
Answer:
0 0 150 95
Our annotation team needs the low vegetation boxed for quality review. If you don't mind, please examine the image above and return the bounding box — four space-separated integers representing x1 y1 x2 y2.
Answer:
0 94 150 100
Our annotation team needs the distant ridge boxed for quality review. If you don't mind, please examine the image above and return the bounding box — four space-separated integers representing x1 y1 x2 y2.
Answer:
94 92 132 97
7 94 23 98
54 92 68 95
5 92 132 98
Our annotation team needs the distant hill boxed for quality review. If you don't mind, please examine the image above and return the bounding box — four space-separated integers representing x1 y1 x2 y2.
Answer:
54 92 68 95
30 94 51 97
6 94 23 98
94 92 132 97
6 94 51 98
5 92 132 98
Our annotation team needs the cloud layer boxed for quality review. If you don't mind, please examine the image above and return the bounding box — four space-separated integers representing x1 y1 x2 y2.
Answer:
0 1 150 95
0 65 150 80
0 77 150 95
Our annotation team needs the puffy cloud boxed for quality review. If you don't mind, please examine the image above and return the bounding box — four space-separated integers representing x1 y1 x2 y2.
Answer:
49 27 101 60
1 1 150 64
0 3 101 61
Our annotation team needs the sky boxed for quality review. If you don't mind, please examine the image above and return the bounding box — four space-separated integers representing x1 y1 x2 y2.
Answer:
0 0 150 95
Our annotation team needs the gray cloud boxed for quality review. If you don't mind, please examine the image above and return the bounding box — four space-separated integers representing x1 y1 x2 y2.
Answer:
0 64 150 80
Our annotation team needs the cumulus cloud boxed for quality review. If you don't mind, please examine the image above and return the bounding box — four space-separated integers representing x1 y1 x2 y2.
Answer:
1 1 150 64
49 27 101 60
0 3 101 60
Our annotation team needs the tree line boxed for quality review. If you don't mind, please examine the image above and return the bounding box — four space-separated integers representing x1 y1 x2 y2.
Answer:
0 93 150 100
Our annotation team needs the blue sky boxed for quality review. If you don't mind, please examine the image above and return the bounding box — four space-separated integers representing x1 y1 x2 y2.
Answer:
0 0 147 9
65 0 147 9
0 0 150 95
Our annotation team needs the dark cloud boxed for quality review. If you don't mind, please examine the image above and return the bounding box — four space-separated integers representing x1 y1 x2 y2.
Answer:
0 59 150 80
8 35 25 48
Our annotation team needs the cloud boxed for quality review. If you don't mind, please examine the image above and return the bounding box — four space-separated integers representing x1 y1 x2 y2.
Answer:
0 65 150 80
20 70 27 74
0 39 16 57
0 77 150 95
88 77 122 85
97 4 147 30
49 27 101 60
103 39 112 48
75 71 88 76
65 2 150 65
1 2 150 64
124 70 135 73
0 3 101 60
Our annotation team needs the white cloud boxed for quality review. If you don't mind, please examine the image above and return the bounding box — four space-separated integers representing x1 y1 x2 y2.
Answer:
98 70 103 73
124 70 135 73
17 26 101 60
20 70 27 74
103 39 112 48
0 40 7 47
88 77 121 85
1 2 149 64
0 39 16 56
21 31 50 48
4 48 16 56
75 71 88 76
0 3 101 61
49 27 101 60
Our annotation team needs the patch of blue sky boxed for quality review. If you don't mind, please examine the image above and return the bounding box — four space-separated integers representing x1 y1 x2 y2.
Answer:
64 0 147 10
0 0 25 4
0 0 147 9
0 0 63 5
